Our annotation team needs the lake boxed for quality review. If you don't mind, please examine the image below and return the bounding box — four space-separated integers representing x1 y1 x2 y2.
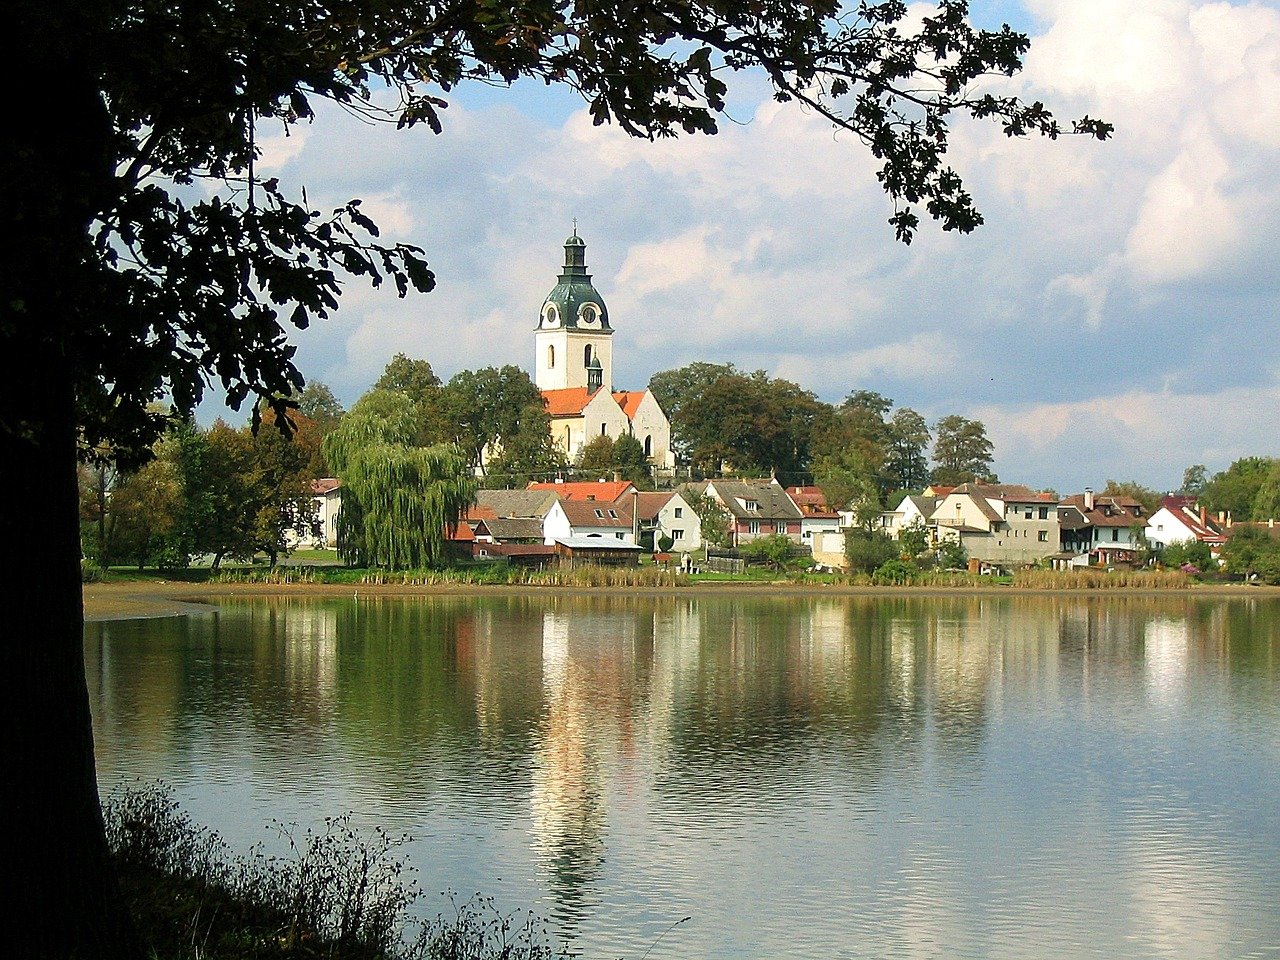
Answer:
87 593 1280 959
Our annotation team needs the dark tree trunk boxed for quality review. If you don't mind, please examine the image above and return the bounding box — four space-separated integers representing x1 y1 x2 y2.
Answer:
1 5 141 955
1 352 140 958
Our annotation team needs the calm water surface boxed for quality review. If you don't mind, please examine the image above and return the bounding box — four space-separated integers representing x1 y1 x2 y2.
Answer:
87 595 1280 959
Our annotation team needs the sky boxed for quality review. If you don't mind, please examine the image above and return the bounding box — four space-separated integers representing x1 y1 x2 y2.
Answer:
243 0 1280 494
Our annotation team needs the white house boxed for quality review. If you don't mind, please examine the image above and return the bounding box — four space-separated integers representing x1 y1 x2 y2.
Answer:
1145 495 1229 554
878 494 939 540
634 491 702 552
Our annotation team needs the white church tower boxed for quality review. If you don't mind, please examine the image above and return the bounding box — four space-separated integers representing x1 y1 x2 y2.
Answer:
534 228 614 394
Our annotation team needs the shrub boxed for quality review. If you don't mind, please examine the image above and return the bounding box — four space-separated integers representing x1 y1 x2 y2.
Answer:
844 529 897 574
873 559 915 585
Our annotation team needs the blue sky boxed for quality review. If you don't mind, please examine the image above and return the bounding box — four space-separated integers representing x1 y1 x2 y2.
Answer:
242 0 1280 493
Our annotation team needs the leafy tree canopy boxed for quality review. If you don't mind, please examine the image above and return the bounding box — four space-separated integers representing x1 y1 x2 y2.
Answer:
1100 479 1162 517
1201 457 1278 523
931 414 996 486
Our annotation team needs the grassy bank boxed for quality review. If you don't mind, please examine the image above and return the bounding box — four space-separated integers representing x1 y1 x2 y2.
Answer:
106 784 560 960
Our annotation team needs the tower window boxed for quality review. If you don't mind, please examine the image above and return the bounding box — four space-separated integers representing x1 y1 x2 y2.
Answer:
547 345 555 368
584 344 592 367
644 435 652 457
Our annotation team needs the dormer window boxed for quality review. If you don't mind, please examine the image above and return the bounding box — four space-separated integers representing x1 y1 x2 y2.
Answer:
580 304 599 324
542 303 559 326
608 509 618 519
744 499 759 512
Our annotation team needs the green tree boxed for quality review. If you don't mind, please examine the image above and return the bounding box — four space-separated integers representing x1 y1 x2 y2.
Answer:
937 536 968 571
323 392 475 568
885 408 932 492
1221 526 1280 584
575 434 617 479
612 433 652 487
681 372 823 476
441 366 547 472
742 533 794 571
845 528 898 574
107 457 185 570
694 494 734 550
1159 539 1215 571
4 0 1107 948
931 415 996 486
899 519 930 560
648 362 738 461
483 402 567 487
297 381 345 428
1252 460 1280 521
812 447 880 516
375 353 449 443
1180 464 1208 496
1202 457 1278 522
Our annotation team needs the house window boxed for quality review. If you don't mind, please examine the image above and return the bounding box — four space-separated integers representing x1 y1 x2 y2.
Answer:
1112 529 1120 542
616 532 624 540
748 520 761 534
774 521 787 534
608 509 618 519
674 507 683 518
672 529 684 540
1024 510 1033 519
595 509 604 519
1038 531 1049 542
745 500 759 512
1039 507 1049 519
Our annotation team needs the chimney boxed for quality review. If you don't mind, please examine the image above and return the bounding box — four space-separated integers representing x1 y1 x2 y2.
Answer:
1200 506 1207 525
1084 488 1095 511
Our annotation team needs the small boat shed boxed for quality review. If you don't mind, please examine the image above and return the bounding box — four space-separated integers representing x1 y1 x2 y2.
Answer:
552 537 644 567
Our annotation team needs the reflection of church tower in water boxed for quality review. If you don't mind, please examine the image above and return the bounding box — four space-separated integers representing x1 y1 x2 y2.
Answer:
534 228 614 394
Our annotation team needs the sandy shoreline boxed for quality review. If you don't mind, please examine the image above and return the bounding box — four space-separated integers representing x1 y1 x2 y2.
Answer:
81 578 1280 621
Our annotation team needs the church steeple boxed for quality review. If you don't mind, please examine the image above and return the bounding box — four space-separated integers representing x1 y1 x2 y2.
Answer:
537 227 611 332
534 227 614 392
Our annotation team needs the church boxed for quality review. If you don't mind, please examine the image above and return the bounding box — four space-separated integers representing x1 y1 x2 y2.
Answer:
534 230 675 470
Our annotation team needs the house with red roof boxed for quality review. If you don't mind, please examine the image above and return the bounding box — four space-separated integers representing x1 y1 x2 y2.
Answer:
527 479 637 503
1057 489 1148 566
1145 496 1229 555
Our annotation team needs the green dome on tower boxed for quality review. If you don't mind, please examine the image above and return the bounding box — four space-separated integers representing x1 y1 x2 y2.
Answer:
537 228 611 332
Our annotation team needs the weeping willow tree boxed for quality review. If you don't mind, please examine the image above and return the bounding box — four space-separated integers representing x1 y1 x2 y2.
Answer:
323 391 476 569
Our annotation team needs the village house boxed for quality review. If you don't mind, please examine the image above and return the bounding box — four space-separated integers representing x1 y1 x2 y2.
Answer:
1056 489 1147 567
1145 495 1230 555
878 493 941 540
633 490 702 552
930 483 1060 567
702 478 804 548
786 486 844 548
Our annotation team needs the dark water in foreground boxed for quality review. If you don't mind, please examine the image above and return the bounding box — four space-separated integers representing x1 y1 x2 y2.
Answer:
88 594 1280 959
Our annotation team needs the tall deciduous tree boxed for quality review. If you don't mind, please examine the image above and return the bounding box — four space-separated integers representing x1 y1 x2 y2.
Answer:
3 0 1106 951
648 362 738 460
885 408 932 492
1202 457 1278 522
931 415 997 486
440 366 547 472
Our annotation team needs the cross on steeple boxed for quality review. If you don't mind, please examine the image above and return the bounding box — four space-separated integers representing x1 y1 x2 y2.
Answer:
571 217 578 236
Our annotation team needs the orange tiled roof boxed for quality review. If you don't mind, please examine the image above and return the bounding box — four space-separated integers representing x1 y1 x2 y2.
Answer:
528 480 635 503
612 390 646 420
310 478 341 495
542 387 595 417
